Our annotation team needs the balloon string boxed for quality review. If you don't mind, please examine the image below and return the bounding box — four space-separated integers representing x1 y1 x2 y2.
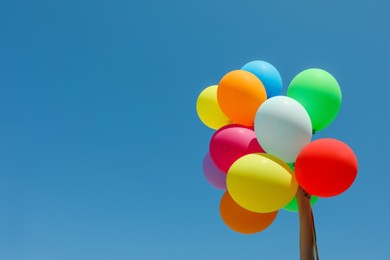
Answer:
311 209 319 260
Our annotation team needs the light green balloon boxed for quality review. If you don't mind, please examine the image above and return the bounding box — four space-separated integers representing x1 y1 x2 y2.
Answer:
287 69 342 132
283 195 319 212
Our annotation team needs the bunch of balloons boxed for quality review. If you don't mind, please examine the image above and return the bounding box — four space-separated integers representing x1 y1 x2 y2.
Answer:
196 60 358 234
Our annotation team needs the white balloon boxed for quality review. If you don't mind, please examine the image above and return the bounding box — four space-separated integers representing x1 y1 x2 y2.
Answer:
254 96 312 163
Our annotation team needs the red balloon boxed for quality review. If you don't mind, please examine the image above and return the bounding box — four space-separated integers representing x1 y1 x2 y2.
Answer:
209 124 264 173
295 138 358 197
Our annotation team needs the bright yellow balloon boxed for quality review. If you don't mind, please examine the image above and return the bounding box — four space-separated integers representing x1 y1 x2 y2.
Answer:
227 153 298 213
196 85 231 129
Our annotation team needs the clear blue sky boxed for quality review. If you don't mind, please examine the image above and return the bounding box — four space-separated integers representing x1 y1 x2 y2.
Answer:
0 0 388 259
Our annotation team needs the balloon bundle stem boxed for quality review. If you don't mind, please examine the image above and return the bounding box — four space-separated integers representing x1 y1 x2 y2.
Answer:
312 209 319 260
297 187 319 260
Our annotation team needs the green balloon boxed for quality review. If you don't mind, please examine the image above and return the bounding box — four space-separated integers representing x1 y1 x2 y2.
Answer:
287 163 295 171
287 69 342 132
283 195 319 212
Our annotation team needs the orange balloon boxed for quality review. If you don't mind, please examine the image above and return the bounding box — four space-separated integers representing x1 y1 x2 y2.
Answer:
220 192 277 234
217 70 267 126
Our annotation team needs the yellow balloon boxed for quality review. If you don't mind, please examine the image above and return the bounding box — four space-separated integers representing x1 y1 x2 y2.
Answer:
227 153 298 213
196 85 231 129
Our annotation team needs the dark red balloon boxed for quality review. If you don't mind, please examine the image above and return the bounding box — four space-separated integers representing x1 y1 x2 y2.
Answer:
209 124 264 173
295 138 358 197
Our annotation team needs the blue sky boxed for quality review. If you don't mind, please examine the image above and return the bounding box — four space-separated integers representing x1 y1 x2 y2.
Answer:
0 0 388 259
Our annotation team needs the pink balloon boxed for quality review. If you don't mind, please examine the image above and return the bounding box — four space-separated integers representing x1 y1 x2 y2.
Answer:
209 124 264 173
202 153 227 190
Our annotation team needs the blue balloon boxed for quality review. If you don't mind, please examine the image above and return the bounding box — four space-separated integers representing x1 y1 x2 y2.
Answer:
241 61 282 98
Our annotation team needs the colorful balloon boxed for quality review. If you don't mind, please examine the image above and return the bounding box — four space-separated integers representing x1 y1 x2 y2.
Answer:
241 60 282 98
202 153 226 190
295 138 358 197
217 70 267 126
227 153 298 213
220 192 278 234
196 85 231 129
254 96 312 163
287 69 342 132
209 124 264 173
283 196 319 212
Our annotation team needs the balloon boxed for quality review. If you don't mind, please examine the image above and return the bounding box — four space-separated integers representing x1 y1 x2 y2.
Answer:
202 153 226 190
209 124 264 173
227 153 298 213
254 96 312 163
287 68 342 132
283 196 319 212
241 60 282 98
196 85 231 129
217 70 267 126
220 192 277 234
295 138 358 197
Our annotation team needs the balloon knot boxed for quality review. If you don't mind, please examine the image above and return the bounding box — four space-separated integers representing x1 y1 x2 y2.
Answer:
303 190 311 199
299 186 312 199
